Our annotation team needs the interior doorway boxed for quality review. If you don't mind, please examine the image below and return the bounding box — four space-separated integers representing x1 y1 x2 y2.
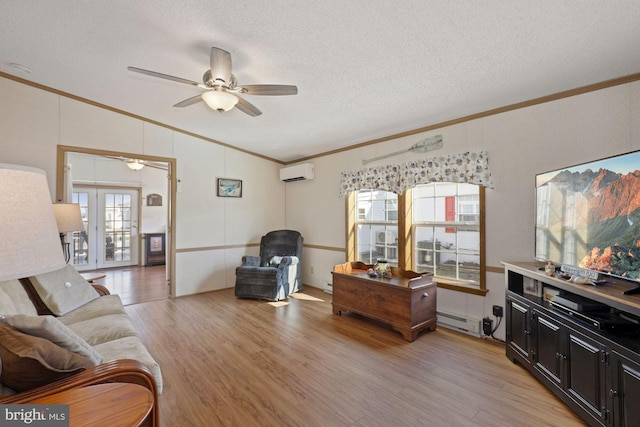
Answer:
56 145 177 301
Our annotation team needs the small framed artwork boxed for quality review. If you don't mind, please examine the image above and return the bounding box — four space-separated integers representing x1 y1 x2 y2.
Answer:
146 193 163 206
523 277 542 297
217 178 242 198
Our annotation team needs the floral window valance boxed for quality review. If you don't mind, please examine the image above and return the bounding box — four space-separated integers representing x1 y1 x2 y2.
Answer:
339 150 493 196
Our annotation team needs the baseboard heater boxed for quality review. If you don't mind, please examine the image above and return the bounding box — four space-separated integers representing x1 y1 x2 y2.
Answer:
437 311 481 337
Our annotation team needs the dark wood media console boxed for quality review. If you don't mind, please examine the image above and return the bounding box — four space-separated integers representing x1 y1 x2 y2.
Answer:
503 261 640 427
331 262 437 341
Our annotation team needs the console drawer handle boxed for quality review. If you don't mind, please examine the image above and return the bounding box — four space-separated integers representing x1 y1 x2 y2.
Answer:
422 293 429 298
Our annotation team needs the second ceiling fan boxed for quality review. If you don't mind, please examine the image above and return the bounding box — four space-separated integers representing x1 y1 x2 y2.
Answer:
128 47 297 117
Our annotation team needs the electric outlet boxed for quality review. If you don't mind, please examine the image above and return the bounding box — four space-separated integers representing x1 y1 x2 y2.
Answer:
493 305 503 318
310 266 314 274
482 317 493 336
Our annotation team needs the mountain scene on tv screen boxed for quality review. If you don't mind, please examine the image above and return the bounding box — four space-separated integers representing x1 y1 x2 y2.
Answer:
551 167 640 280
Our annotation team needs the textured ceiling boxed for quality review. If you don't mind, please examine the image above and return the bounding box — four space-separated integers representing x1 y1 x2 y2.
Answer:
2 1 640 162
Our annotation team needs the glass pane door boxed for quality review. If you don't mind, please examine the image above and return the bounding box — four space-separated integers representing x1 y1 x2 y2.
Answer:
98 189 139 268
71 187 139 270
71 191 91 267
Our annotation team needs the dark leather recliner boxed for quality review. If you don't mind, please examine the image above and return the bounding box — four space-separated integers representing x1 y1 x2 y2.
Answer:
234 230 304 301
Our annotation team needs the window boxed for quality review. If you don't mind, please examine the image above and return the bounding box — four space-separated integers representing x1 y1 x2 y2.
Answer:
413 183 483 290
348 183 486 295
354 190 398 265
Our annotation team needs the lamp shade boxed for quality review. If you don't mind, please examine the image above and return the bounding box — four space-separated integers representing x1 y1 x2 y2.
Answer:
202 89 239 112
53 203 84 233
0 164 66 281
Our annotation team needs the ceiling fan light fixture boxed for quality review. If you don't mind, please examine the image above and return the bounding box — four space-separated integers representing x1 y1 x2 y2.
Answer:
126 159 145 171
202 89 238 112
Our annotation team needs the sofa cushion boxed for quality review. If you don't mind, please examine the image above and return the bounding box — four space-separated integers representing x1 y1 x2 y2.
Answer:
2 314 103 365
0 323 93 392
29 265 99 316
0 279 37 316
57 294 127 325
61 313 139 347
94 336 163 394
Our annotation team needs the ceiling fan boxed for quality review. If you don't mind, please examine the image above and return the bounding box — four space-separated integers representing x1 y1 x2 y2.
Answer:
103 155 168 171
128 47 297 117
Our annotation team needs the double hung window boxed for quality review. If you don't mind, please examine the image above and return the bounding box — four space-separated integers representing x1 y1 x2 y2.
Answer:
354 190 398 265
413 183 481 288
350 183 485 295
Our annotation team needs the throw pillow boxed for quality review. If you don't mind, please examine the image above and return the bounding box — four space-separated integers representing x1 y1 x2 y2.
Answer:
28 265 99 316
2 314 103 365
269 256 283 267
0 323 93 391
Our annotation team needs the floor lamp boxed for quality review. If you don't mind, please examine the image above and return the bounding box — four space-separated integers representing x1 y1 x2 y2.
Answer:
53 203 84 264
0 163 66 282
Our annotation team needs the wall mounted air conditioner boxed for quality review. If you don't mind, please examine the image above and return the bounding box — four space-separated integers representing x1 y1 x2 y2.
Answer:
280 163 315 182
376 230 396 243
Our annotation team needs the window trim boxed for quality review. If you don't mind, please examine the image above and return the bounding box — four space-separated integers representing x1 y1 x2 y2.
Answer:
352 190 399 266
347 186 487 296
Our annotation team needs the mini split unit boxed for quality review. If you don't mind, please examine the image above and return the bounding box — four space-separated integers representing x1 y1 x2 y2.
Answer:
280 163 315 182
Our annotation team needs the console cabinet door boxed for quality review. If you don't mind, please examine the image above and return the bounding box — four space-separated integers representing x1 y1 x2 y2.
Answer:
610 350 640 427
532 308 563 389
506 294 532 364
565 328 607 425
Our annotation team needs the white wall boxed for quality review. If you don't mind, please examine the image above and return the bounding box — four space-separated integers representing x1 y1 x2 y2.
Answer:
0 76 285 297
286 81 640 340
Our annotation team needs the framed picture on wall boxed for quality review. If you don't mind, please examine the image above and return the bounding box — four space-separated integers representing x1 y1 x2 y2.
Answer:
217 178 242 198
146 193 163 206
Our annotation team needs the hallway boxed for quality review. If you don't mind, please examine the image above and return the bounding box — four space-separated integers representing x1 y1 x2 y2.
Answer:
90 265 169 305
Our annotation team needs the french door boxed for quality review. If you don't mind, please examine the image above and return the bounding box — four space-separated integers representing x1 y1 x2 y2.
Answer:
71 187 140 270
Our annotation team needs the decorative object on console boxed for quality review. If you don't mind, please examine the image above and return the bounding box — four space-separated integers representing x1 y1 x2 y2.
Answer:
52 203 84 264
374 259 391 278
0 164 66 281
544 261 555 276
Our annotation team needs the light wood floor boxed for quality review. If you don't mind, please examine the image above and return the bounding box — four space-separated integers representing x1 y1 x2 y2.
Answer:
90 265 169 306
124 286 588 427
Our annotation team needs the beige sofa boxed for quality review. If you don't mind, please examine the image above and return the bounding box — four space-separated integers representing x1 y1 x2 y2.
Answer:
0 265 162 423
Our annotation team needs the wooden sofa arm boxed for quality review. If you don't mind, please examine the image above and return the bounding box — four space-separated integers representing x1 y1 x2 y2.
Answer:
0 359 158 426
92 283 111 296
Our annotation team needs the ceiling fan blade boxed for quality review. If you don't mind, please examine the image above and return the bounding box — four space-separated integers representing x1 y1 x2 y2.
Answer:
173 94 203 108
210 47 232 84
127 66 201 86
239 85 298 96
235 95 262 117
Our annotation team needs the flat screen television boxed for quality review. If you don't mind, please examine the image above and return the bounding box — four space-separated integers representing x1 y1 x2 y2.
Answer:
535 149 640 294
